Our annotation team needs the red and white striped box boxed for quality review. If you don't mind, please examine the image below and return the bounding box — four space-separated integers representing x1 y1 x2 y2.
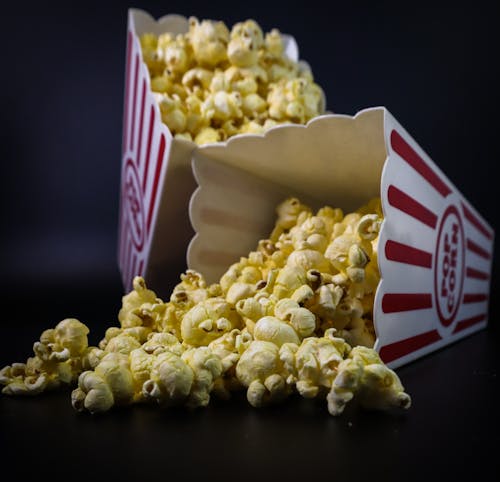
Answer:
376 114 494 367
118 9 310 293
118 11 493 368
186 108 494 368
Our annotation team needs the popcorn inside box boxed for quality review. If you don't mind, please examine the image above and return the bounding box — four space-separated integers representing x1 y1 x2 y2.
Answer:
119 9 494 371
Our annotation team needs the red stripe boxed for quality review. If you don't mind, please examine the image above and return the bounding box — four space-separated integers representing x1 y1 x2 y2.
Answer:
379 329 442 363
466 267 489 281
390 130 451 197
463 293 488 304
142 106 156 191
382 293 433 313
385 240 433 268
129 53 140 151
138 260 145 277
122 31 132 154
388 185 438 228
466 238 491 260
147 134 166 234
136 79 147 167
453 313 487 333
461 203 493 240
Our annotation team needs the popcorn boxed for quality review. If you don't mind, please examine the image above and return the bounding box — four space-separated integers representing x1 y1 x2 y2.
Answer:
118 276 159 328
264 29 283 57
208 328 250 399
273 298 316 338
227 20 264 68
1 318 91 395
240 93 265 117
180 297 242 346
161 35 191 75
357 213 382 240
327 346 411 416
72 352 135 414
139 17 326 144
182 68 214 93
181 347 223 408
271 265 309 299
292 329 351 398
71 371 114 414
253 316 301 346
235 340 294 407
1 196 411 418
194 126 221 144
188 17 230 68
201 90 243 122
141 350 193 407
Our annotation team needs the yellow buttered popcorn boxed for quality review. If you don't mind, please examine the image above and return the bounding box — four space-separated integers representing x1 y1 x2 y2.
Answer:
1 196 411 418
227 19 264 68
292 329 351 399
327 346 411 416
139 17 326 144
141 350 193 407
1 318 93 396
201 90 243 122
188 17 230 68
267 77 323 124
253 316 301 346
180 297 242 346
235 340 295 407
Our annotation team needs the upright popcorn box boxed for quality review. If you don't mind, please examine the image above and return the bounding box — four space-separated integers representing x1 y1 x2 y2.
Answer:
118 9 312 293
118 11 494 369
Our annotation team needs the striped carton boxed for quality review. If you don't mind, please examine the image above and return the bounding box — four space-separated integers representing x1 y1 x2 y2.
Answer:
118 8 313 294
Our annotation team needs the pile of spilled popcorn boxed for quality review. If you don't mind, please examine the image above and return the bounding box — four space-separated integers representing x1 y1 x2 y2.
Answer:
141 17 325 144
0 197 411 416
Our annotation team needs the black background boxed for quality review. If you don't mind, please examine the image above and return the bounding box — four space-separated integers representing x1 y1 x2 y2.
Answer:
1 2 499 481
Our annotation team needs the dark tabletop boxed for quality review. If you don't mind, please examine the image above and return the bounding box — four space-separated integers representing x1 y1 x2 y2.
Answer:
1 275 499 482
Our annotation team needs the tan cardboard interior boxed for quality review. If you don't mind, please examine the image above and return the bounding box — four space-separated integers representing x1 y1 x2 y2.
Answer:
132 10 190 37
188 108 387 284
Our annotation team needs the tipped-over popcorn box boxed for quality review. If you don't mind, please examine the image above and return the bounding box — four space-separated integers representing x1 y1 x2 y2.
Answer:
118 10 494 368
